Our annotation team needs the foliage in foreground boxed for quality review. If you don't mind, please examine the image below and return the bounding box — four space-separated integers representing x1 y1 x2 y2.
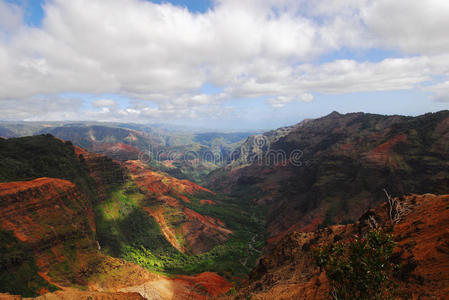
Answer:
313 229 398 300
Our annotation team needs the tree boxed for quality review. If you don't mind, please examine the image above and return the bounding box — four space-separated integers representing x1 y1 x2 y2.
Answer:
313 229 397 300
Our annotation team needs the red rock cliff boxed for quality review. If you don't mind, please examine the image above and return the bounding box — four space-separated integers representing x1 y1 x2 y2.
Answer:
0 178 97 271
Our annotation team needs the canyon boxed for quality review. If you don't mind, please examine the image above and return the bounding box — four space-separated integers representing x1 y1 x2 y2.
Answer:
0 110 448 299
234 193 449 300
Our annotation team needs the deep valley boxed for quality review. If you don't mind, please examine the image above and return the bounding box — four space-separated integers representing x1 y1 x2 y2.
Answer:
1 110 448 299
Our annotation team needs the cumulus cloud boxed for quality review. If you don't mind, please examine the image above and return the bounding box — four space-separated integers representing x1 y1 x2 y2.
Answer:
92 99 117 107
0 97 83 121
0 1 23 34
301 93 314 102
362 0 449 55
267 93 314 108
0 0 448 122
425 81 449 102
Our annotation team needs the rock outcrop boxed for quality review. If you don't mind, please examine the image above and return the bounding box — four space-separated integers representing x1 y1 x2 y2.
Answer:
236 194 449 299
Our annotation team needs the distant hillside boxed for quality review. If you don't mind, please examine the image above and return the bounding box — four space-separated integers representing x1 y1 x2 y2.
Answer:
208 110 449 242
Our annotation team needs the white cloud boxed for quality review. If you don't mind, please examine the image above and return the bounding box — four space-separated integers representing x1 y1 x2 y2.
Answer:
0 0 448 122
0 97 83 121
0 1 22 34
301 93 314 102
362 0 449 55
267 96 294 108
267 93 314 108
425 81 449 102
92 99 117 107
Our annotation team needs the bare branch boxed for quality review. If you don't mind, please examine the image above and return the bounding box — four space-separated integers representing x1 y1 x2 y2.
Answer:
383 188 411 225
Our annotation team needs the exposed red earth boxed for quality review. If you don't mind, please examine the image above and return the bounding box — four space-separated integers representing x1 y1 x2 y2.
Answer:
235 194 449 299
0 176 232 299
0 177 97 269
124 160 232 254
174 272 232 297
200 199 216 205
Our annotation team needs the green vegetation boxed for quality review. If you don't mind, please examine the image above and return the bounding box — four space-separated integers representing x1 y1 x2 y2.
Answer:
0 134 123 201
123 237 249 277
123 193 266 278
313 229 398 300
40 125 152 151
0 135 93 199
0 135 90 182
94 180 267 279
94 181 177 257
148 159 218 186
0 230 58 297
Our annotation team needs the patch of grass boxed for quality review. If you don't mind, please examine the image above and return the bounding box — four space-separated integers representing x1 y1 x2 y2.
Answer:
122 237 252 278
94 183 178 258
95 181 267 279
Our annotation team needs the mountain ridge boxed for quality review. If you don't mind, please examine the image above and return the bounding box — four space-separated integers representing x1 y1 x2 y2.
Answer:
208 110 449 243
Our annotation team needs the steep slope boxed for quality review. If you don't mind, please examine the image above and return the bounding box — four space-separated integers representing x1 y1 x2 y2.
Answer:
0 178 96 260
93 158 265 280
236 193 449 300
124 160 232 254
0 136 124 296
0 134 124 201
73 146 125 202
0 136 234 298
209 110 449 243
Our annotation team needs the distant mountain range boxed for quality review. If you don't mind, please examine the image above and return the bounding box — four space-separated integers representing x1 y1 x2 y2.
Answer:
0 121 256 183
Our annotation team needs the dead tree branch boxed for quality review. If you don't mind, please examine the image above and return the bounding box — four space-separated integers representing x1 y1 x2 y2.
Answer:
383 189 410 225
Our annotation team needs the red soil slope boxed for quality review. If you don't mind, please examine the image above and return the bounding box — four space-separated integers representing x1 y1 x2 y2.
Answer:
0 291 145 300
200 199 216 205
0 177 231 300
0 178 97 271
367 133 408 167
74 146 125 201
236 194 449 299
174 272 232 297
124 160 213 197
124 160 232 254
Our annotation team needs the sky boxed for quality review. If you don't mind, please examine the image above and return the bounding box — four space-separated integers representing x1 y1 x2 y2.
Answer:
0 0 448 130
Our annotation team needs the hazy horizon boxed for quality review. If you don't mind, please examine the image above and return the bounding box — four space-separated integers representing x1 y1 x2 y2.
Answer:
2 109 449 133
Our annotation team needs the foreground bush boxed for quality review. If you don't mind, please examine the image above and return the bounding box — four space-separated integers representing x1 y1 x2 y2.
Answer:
313 229 397 300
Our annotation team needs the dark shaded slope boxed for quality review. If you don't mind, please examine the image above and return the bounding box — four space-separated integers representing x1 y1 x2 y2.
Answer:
208 111 449 242
0 134 123 200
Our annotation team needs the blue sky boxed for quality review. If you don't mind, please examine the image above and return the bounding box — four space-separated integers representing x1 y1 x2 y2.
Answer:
6 0 213 26
0 0 448 130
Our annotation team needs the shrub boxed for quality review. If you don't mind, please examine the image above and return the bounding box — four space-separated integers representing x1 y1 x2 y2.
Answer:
313 229 397 300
